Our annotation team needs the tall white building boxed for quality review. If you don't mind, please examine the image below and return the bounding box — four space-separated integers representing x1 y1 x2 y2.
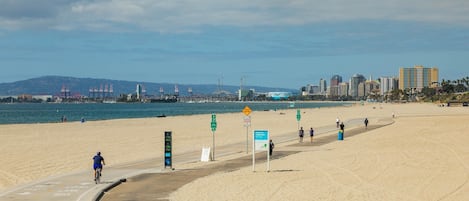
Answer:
136 84 143 100
319 78 327 95
380 77 399 95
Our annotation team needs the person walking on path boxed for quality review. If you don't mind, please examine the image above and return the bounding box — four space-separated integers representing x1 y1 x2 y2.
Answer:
364 118 369 129
298 127 304 143
269 139 274 156
340 122 345 132
309 127 314 143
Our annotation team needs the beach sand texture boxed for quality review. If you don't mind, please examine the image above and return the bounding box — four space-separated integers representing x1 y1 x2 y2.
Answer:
170 104 469 201
1 103 469 200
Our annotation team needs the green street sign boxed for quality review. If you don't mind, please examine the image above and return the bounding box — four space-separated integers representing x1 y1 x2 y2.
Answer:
296 109 301 121
211 113 216 121
211 113 217 131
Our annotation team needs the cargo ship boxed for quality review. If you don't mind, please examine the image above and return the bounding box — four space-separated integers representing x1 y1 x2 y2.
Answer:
149 95 178 103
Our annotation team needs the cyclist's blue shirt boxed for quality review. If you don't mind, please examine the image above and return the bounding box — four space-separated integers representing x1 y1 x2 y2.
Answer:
93 155 104 167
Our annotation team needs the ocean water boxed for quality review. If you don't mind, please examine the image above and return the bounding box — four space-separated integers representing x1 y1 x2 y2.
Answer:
0 102 350 125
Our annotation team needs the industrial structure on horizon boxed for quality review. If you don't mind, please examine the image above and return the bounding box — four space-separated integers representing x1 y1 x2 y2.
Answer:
88 84 114 99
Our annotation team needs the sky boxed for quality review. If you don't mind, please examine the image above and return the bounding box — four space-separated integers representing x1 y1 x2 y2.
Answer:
0 0 468 89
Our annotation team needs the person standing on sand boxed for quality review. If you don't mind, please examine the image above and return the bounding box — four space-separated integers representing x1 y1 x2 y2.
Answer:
364 118 369 129
336 117 340 128
309 127 314 143
340 122 345 132
269 139 274 156
299 127 304 143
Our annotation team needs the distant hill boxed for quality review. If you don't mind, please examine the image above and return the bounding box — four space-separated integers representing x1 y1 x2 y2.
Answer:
0 76 297 96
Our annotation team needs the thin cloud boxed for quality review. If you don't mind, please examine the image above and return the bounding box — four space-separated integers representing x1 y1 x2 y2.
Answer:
0 0 468 32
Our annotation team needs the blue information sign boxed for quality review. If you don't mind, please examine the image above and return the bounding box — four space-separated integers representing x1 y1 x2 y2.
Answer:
254 130 269 151
254 130 269 140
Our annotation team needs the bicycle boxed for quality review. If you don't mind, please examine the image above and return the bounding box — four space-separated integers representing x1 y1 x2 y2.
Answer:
95 168 102 184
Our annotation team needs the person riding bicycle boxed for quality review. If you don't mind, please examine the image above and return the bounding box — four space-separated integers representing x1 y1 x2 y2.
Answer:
93 152 105 181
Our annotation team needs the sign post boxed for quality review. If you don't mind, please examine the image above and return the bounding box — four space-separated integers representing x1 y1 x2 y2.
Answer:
296 109 301 130
210 113 217 161
164 131 172 169
252 130 270 172
242 106 252 154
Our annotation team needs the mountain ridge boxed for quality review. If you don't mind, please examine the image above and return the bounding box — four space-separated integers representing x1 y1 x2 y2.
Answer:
0 76 296 96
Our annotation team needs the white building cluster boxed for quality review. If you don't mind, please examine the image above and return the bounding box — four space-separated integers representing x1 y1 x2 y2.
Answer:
301 73 399 100
301 65 439 101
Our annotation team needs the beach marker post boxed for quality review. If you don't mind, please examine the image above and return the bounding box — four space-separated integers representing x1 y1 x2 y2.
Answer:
164 131 172 169
296 109 301 130
210 113 217 161
242 106 252 154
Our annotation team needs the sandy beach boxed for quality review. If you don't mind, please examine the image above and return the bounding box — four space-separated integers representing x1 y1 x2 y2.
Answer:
1 102 469 200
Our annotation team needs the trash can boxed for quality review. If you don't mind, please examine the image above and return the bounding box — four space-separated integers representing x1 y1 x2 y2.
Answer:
338 130 344 140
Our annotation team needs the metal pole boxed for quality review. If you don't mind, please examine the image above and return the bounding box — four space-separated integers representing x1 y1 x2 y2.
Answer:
267 131 270 172
267 146 270 172
252 130 255 172
212 131 215 161
246 126 249 154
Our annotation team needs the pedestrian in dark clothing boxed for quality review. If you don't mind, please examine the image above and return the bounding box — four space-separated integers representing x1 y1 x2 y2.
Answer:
340 122 345 132
299 127 304 143
364 118 369 129
269 139 274 156
309 127 314 143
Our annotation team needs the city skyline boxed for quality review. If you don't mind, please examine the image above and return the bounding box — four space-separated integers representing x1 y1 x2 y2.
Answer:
1 0 468 89
301 66 440 100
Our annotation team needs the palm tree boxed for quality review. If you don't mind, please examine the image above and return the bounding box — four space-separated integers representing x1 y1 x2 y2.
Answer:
464 77 469 90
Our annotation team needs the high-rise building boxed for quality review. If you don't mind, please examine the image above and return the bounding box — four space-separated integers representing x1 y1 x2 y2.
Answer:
319 78 327 95
302 84 320 95
399 65 439 91
136 84 143 100
365 80 380 96
358 82 366 98
380 77 399 95
330 75 342 97
350 74 366 98
338 82 349 97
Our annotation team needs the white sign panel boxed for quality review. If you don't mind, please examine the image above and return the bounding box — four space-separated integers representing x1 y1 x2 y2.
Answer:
201 147 211 162
254 130 269 151
244 116 251 127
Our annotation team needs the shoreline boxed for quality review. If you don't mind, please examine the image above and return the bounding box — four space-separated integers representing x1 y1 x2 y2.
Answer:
0 101 353 125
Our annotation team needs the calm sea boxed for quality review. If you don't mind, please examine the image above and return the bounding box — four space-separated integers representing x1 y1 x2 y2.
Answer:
0 102 350 125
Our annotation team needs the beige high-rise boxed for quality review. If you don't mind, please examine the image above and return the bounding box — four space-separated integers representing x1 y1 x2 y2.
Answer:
399 65 439 91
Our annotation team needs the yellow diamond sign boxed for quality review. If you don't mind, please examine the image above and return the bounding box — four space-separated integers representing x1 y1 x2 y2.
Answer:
242 106 252 116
